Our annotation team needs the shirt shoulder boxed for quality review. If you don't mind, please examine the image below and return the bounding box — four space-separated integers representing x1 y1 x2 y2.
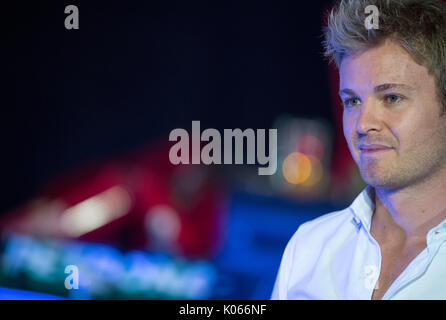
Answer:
271 188 373 299
271 207 354 299
284 208 353 272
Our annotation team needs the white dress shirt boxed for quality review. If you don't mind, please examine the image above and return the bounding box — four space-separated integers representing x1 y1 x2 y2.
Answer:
271 186 446 300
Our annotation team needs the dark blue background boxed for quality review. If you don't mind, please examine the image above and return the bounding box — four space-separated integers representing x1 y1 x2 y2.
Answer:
3 0 334 214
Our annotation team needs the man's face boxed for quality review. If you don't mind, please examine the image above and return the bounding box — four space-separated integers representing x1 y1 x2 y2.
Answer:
340 39 446 190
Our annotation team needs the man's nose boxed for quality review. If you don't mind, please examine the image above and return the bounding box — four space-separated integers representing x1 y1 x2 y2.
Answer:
356 99 382 135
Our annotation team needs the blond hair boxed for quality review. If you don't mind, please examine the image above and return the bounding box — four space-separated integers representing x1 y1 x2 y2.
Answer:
323 0 446 111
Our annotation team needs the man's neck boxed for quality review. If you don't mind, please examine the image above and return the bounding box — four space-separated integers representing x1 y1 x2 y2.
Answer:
373 166 446 241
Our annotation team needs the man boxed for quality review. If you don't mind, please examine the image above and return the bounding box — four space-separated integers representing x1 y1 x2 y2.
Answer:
271 0 446 299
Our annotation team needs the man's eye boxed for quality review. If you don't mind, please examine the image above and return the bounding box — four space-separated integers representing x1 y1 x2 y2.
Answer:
385 94 403 104
343 97 361 107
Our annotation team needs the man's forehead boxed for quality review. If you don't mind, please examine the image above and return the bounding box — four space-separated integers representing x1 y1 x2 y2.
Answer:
339 41 426 93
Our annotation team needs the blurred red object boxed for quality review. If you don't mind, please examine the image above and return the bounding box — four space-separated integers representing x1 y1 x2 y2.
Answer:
0 142 227 259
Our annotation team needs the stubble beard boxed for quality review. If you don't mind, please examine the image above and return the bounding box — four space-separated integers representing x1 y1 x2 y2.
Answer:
357 143 446 191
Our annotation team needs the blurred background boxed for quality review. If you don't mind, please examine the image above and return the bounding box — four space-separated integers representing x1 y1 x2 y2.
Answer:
1 0 366 299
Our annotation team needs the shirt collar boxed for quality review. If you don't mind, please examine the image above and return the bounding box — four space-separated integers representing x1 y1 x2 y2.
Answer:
349 186 446 236
349 186 375 231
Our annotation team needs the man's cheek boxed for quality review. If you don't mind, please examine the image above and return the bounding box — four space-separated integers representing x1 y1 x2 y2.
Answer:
343 125 354 147
346 130 359 160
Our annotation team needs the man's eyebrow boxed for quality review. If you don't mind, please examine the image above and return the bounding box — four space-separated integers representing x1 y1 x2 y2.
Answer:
373 83 416 93
339 83 416 96
338 88 356 96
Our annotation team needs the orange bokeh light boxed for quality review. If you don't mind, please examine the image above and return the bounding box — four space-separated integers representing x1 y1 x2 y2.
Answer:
282 152 312 185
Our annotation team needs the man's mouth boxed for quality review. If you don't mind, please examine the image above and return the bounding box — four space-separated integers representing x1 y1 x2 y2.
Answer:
358 144 393 154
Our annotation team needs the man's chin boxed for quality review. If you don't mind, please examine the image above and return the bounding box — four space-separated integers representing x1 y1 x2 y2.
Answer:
360 169 401 190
